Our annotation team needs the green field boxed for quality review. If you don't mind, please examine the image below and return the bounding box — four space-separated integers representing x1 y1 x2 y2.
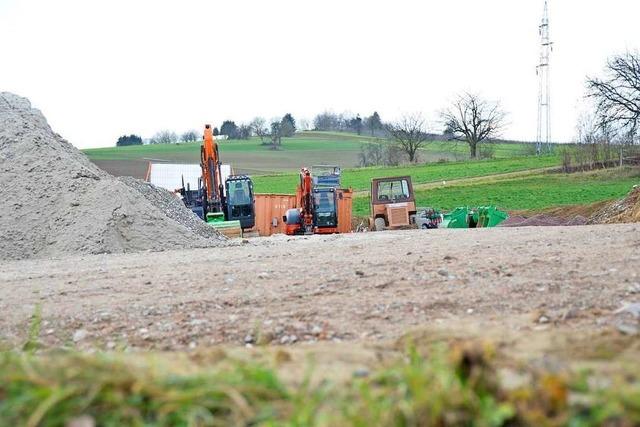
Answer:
352 167 640 216
83 131 536 176
252 156 559 194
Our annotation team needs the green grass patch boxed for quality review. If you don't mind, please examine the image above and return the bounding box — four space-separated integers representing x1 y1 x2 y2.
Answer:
83 132 537 164
82 134 369 161
351 167 640 216
1 344 638 425
253 156 559 194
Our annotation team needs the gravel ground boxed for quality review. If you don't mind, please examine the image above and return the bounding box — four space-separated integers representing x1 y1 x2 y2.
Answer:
1 224 638 352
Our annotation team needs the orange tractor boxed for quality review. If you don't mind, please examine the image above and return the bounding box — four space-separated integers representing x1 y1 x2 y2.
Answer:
370 176 418 231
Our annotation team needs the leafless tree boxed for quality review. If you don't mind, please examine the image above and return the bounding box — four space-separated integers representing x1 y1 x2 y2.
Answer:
249 117 268 143
150 130 178 145
180 130 198 143
386 113 429 163
587 52 640 137
440 93 506 159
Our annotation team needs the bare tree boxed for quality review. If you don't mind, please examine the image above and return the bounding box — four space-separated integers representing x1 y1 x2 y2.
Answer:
587 52 640 137
386 113 429 163
180 130 198 143
270 121 282 148
249 117 268 143
440 93 506 159
150 130 178 145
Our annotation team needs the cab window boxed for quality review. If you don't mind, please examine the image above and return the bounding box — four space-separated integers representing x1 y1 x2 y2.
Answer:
376 179 410 202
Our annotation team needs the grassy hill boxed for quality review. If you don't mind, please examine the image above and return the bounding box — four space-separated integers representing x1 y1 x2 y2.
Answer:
83 131 536 176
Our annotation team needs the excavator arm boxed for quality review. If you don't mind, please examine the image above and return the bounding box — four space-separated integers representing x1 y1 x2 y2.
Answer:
201 124 224 212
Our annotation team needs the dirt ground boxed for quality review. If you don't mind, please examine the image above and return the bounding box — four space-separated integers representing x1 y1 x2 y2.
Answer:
1 224 639 361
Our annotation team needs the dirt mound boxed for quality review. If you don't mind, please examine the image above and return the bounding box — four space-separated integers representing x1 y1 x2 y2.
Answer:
500 214 588 227
0 92 225 260
589 186 640 224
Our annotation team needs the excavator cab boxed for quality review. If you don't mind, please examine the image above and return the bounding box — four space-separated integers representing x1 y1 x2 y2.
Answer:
224 176 255 229
312 188 337 231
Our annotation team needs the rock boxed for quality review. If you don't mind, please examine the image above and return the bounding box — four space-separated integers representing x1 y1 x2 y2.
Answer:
628 283 640 294
244 334 254 344
614 303 640 319
65 415 95 427
355 270 365 277
72 329 88 342
353 368 370 378
437 269 448 277
311 325 323 336
466 308 474 315
616 323 639 336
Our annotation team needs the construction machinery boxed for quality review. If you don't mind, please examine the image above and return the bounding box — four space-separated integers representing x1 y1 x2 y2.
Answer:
370 176 417 231
284 167 339 235
440 206 508 228
175 124 256 233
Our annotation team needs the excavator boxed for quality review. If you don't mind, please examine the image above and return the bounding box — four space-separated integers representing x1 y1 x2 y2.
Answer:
284 167 338 235
198 124 255 230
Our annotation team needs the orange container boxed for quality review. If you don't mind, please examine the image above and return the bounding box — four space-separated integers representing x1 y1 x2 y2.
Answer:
253 194 298 236
336 189 353 233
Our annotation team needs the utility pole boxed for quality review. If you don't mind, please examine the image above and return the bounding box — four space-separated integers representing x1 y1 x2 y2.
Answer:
536 0 553 155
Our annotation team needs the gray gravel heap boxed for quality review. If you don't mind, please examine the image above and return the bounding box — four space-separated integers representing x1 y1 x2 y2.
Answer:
0 92 225 260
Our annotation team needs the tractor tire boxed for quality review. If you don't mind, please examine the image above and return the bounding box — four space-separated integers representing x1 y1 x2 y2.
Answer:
374 218 386 232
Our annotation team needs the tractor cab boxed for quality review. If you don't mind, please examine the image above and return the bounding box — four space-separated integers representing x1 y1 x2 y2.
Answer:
224 175 255 229
370 176 417 231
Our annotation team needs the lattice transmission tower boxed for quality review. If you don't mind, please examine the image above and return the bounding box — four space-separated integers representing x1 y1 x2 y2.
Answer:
536 0 553 154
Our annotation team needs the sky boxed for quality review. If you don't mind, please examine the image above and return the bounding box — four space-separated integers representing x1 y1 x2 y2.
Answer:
1 0 638 149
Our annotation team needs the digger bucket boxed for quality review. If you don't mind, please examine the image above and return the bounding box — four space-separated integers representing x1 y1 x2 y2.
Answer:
440 207 470 228
476 206 508 227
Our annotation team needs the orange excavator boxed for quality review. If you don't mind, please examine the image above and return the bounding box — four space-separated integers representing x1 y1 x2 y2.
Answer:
197 124 255 230
284 167 338 235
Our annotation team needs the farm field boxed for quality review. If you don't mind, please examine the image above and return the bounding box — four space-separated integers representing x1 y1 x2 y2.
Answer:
352 166 640 216
83 131 538 177
252 155 560 194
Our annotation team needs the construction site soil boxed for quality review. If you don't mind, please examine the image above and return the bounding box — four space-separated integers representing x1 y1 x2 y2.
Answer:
0 92 225 260
1 224 638 355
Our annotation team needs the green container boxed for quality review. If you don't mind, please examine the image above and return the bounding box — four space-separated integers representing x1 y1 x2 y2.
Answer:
441 207 470 228
441 206 508 228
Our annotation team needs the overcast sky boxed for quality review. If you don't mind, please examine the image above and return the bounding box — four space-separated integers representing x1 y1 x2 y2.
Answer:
1 0 638 148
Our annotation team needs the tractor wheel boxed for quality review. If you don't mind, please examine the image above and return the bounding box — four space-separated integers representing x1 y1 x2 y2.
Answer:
374 218 386 232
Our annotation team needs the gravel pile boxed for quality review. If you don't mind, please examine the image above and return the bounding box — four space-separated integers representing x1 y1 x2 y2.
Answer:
589 185 640 224
118 176 219 240
0 92 225 260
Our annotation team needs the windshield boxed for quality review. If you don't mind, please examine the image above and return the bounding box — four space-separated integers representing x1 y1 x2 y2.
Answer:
376 179 410 202
313 190 335 213
227 180 252 206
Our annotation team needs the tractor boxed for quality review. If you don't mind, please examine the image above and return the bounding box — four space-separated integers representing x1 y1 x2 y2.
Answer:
369 176 418 231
